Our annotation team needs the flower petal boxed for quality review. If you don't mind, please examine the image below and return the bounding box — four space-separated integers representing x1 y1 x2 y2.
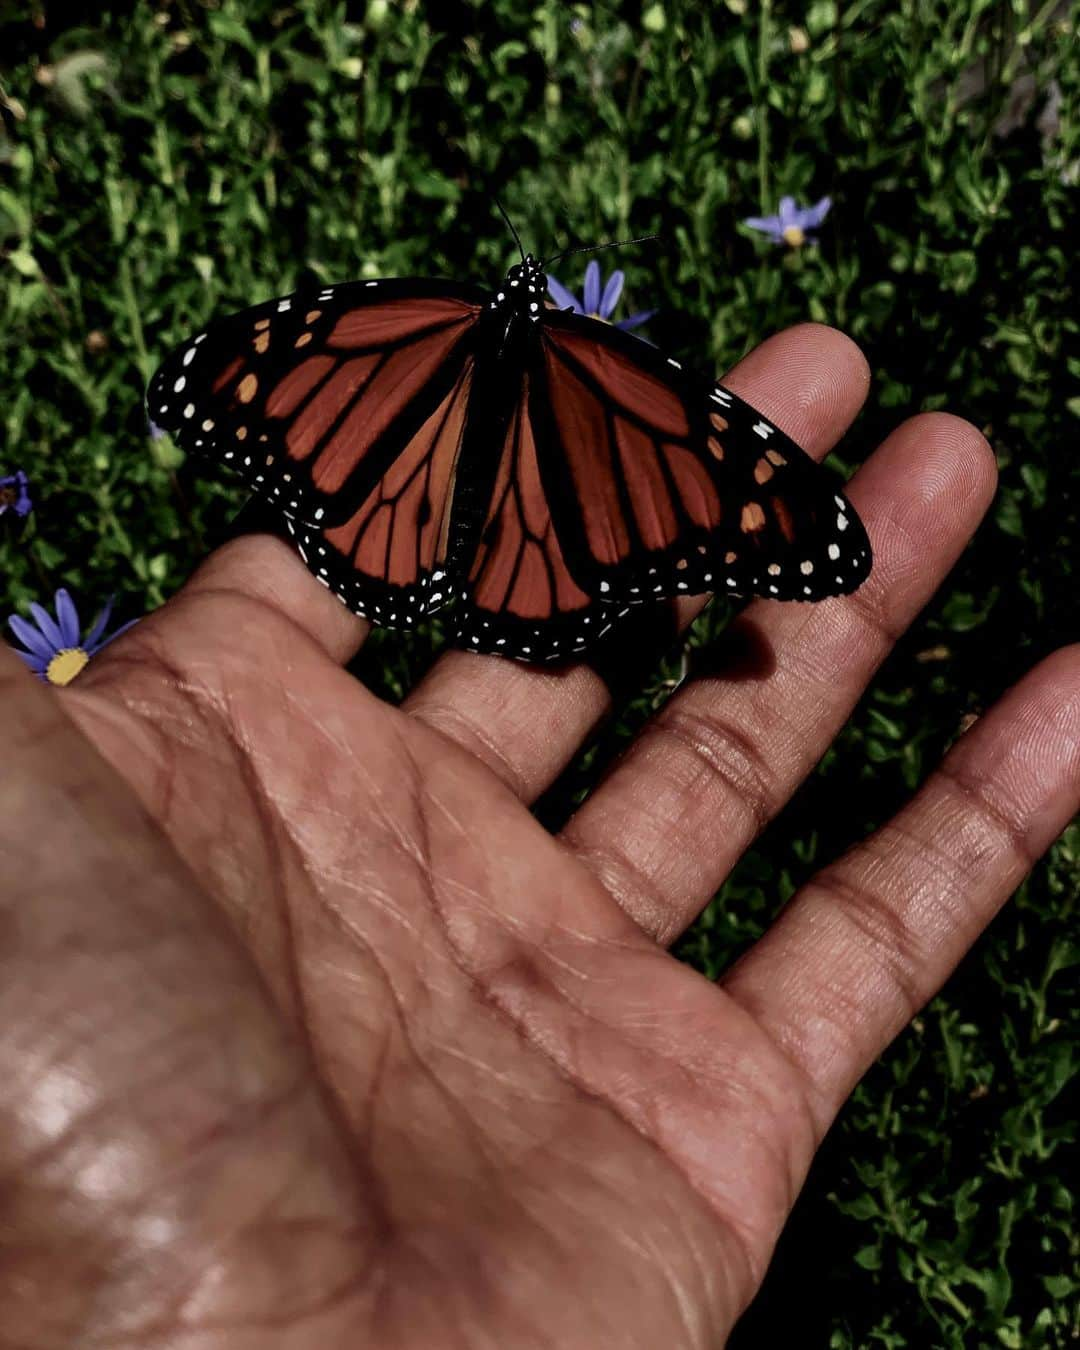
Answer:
9 612 55 658
598 268 625 319
615 309 657 331
583 259 601 316
546 274 583 312
8 614 56 660
801 195 832 228
743 215 784 240
82 597 116 650
26 601 65 651
0 470 32 517
11 646 46 674
778 196 798 228
91 616 140 657
54 589 82 647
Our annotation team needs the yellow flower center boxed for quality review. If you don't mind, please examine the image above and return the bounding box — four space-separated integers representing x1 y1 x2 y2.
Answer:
782 224 806 247
46 647 90 686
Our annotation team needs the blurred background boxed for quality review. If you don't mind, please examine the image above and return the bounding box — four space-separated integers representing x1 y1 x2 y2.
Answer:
1 2 1076 1345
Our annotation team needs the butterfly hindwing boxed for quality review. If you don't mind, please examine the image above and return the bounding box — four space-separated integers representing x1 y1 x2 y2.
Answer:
453 380 635 659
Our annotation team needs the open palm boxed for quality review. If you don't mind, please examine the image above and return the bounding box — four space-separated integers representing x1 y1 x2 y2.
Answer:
4 326 1078 1348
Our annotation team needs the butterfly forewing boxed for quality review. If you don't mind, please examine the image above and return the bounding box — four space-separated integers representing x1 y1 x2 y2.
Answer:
148 279 486 528
286 356 476 624
535 311 872 605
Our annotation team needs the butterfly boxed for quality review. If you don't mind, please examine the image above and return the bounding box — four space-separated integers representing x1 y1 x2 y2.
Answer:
147 243 871 663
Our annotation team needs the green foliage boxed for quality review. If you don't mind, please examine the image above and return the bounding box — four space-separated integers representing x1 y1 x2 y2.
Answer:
1 1 1076 1344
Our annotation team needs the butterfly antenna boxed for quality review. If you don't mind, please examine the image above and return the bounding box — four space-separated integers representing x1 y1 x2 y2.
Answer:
543 231 661 269
494 197 526 262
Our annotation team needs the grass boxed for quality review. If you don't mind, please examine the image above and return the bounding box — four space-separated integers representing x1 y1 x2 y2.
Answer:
1 1 1077 1344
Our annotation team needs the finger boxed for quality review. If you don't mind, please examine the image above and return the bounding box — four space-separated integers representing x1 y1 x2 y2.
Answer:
720 645 1080 1135
181 531 370 664
403 323 872 800
561 413 997 942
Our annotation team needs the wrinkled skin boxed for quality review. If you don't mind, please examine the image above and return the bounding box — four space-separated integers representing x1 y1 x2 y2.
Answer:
2 326 1078 1349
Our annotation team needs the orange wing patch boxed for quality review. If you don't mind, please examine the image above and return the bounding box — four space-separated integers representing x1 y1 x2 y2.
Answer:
543 329 724 564
265 355 336 418
323 363 472 588
545 359 632 565
284 355 379 463
327 299 478 348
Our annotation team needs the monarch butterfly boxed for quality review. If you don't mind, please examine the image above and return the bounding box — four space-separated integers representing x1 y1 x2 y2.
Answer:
147 238 871 663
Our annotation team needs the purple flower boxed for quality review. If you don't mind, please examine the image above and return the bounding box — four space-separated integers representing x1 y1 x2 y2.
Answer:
743 195 832 247
546 259 655 331
0 469 32 518
7 588 138 686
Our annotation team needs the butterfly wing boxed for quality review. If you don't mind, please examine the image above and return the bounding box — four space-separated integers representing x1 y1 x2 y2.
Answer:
453 377 635 660
148 279 485 617
149 280 871 661
453 310 871 660
534 310 871 603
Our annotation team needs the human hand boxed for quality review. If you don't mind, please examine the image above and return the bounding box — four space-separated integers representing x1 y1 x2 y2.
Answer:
3 324 1077 1348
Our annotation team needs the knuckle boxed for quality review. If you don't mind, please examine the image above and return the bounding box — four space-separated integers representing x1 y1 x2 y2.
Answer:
809 860 928 1028
649 702 778 836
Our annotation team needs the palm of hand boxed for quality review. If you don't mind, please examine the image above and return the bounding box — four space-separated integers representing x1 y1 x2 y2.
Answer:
63 573 790 1347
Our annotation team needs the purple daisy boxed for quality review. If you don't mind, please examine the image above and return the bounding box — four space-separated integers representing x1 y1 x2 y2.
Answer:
7 588 138 686
743 195 832 247
546 259 655 331
0 469 32 518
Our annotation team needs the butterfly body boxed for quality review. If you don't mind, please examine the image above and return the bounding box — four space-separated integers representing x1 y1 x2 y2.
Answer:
148 255 872 662
444 257 550 562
